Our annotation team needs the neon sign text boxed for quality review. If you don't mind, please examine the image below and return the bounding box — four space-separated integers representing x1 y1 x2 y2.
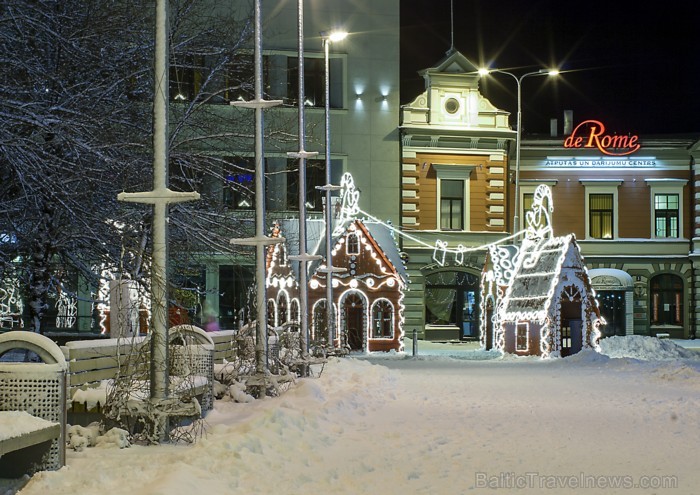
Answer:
564 120 640 156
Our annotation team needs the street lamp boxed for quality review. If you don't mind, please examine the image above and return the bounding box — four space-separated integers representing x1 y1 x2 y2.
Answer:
318 30 348 349
478 67 559 236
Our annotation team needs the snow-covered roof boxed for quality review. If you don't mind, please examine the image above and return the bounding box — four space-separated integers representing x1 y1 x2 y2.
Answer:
309 218 409 285
501 234 588 322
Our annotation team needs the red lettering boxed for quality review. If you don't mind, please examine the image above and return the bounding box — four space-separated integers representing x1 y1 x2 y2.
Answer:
563 119 640 156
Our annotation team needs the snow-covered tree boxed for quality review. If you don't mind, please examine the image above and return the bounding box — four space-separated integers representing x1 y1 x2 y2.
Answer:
0 0 272 333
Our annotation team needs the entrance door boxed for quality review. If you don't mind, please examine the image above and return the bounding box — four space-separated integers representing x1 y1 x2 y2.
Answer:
597 290 625 336
560 299 582 357
344 293 365 351
424 271 480 340
485 299 494 350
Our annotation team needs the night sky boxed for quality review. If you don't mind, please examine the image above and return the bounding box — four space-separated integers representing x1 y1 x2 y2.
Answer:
400 1 700 135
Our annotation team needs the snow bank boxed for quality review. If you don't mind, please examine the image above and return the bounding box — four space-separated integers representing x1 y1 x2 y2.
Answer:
598 335 699 360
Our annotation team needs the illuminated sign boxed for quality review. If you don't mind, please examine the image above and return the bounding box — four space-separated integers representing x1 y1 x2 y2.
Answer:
544 157 656 168
563 120 640 156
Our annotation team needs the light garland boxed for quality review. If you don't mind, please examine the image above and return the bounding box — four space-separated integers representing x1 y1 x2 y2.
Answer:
477 184 605 358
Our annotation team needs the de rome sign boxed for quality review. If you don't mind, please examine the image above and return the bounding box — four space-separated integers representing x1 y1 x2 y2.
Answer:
563 120 640 156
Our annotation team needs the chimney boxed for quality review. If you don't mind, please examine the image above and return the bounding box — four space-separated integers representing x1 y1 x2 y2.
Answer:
550 118 558 137
563 110 573 135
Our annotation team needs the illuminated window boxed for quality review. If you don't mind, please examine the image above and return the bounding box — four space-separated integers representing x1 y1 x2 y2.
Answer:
589 194 613 239
371 300 393 339
346 233 360 255
516 323 528 351
650 274 683 326
654 194 679 238
560 323 571 351
581 180 621 240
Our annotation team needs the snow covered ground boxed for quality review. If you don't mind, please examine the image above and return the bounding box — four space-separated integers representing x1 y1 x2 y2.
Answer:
12 336 700 495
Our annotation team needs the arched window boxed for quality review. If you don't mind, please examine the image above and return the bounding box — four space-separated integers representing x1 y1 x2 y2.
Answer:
277 293 288 326
290 300 300 323
371 300 393 338
312 300 328 342
650 274 683 326
347 233 360 255
267 300 276 327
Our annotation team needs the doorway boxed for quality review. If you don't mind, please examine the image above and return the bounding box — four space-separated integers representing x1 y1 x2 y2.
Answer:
424 270 480 340
343 293 365 351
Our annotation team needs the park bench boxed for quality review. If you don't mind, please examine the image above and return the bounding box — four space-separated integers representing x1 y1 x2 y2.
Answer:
63 325 220 424
0 331 67 477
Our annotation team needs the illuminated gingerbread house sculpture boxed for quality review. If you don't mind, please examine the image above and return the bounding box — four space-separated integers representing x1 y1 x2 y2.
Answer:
482 185 605 357
265 173 408 353
308 218 408 353
265 223 301 330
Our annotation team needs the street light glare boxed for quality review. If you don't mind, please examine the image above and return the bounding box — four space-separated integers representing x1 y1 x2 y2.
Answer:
328 31 348 42
478 68 490 76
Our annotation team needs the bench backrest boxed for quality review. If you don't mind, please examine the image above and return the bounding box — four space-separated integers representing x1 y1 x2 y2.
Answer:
0 331 67 472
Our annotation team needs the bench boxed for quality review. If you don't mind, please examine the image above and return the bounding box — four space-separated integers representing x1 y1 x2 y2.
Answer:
0 411 60 477
0 331 67 477
63 325 218 424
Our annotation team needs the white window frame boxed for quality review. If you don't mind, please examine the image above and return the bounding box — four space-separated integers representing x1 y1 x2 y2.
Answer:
433 164 474 232
645 179 687 239
581 179 623 240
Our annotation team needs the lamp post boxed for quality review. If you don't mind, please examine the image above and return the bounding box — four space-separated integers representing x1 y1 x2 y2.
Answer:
318 30 348 349
287 0 321 372
479 68 559 236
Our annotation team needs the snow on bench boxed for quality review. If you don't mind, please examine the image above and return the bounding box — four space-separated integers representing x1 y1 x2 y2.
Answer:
0 331 67 477
63 325 218 420
0 411 60 477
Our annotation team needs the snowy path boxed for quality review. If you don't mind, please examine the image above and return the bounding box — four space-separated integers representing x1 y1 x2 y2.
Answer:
19 352 700 495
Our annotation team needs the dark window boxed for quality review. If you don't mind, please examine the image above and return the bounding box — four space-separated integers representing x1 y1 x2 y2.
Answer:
287 56 343 108
372 300 393 338
347 233 360 255
223 157 255 210
654 193 679 238
290 300 300 324
170 56 204 102
267 300 276 327
285 158 325 212
440 179 464 230
218 265 254 329
589 194 613 239
277 294 288 326
312 300 328 342
516 323 528 351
